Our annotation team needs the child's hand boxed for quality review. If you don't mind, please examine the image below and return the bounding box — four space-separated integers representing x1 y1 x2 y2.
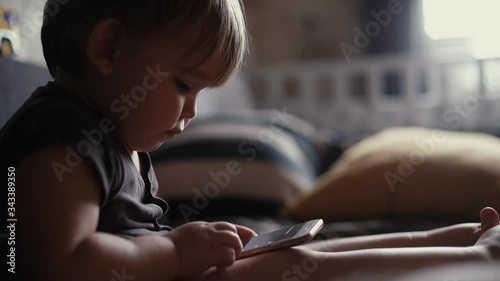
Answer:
166 221 256 279
423 207 500 248
474 207 500 260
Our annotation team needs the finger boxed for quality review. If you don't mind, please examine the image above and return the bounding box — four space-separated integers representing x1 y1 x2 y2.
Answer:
212 230 243 257
480 207 500 231
215 246 236 269
235 225 257 239
212 222 238 233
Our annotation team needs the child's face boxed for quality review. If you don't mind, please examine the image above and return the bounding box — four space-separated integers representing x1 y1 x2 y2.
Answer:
96 25 223 153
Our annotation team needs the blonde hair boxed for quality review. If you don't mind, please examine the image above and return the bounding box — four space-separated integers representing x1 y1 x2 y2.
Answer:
42 0 248 86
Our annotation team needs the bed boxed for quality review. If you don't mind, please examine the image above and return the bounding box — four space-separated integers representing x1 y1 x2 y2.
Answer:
152 52 499 224
150 53 500 279
151 111 500 237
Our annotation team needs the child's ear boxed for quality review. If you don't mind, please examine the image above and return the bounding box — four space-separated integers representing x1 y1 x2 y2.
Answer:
87 18 124 75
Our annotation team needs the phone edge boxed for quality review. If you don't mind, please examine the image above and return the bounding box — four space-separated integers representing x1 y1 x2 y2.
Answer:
238 219 324 259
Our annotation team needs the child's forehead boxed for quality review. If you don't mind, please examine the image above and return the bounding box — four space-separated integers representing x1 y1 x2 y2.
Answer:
119 1 243 87
141 18 212 53
175 64 212 80
152 20 225 81
174 49 224 86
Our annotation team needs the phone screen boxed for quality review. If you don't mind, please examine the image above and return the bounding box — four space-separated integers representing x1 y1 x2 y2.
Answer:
242 222 305 251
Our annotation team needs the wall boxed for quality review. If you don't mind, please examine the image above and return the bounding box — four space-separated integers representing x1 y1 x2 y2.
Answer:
0 0 365 120
1 0 46 67
0 57 51 127
1 0 363 67
243 0 361 66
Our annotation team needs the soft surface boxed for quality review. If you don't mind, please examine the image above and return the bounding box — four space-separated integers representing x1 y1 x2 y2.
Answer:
284 127 500 221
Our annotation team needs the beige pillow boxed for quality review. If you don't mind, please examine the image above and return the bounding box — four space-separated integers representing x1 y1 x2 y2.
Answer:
283 127 500 221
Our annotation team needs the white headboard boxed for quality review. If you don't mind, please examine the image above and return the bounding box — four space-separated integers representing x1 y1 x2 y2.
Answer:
249 53 500 137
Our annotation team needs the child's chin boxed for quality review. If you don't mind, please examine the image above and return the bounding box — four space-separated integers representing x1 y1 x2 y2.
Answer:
146 141 166 152
131 141 162 153
150 143 164 152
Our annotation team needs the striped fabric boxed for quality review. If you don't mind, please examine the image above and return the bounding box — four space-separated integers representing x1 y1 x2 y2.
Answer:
151 111 328 215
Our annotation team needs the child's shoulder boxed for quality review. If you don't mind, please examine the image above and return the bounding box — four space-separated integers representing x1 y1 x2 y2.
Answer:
20 81 101 121
0 81 117 166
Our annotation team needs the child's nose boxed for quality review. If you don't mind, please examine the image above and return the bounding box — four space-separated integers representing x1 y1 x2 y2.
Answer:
182 96 197 119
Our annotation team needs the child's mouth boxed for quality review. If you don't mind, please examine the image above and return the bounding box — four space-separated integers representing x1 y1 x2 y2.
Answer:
166 119 186 138
165 130 181 139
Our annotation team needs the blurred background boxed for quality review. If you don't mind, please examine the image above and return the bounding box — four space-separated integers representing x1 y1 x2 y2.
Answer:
2 0 500 138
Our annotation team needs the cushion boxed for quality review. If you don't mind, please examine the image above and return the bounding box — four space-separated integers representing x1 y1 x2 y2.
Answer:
283 127 500 221
151 110 334 219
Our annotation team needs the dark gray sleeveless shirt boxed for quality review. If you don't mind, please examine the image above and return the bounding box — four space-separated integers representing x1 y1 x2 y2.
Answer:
0 82 171 238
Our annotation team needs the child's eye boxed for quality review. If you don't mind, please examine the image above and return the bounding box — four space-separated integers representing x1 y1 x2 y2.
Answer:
175 78 191 94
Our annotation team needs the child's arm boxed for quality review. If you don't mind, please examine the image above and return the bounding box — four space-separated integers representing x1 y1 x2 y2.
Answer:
196 244 491 281
302 222 483 252
196 228 499 281
195 211 500 281
17 146 251 281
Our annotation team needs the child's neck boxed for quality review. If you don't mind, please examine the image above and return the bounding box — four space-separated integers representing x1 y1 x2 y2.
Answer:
55 72 138 161
53 71 101 113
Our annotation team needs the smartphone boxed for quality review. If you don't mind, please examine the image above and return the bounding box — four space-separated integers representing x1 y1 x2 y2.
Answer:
238 219 324 259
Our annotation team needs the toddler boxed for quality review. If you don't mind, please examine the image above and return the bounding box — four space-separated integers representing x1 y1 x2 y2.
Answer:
0 1 499 280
